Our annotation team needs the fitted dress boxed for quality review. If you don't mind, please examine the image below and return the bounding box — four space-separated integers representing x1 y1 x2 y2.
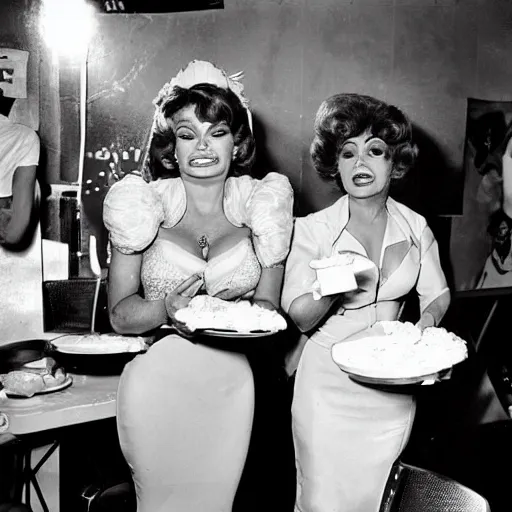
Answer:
281 195 450 512
103 172 293 512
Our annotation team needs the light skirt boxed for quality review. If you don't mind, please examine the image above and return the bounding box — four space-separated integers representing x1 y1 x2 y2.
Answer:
117 334 254 512
292 340 416 512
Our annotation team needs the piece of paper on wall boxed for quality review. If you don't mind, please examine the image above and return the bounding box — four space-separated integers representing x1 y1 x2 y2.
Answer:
42 239 70 281
0 48 29 99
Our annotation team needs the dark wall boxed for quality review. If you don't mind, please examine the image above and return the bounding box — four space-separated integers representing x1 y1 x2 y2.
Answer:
82 0 512 209
76 0 512 281
0 0 33 50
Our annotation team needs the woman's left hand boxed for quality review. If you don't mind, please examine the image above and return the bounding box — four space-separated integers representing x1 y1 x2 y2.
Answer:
415 312 435 331
252 298 278 311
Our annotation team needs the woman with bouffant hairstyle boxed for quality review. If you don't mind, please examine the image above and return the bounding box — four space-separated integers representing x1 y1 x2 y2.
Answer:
311 93 418 187
147 83 255 180
282 93 450 512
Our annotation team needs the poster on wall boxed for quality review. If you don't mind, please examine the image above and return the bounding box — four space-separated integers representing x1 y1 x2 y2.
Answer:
450 98 512 291
87 0 223 13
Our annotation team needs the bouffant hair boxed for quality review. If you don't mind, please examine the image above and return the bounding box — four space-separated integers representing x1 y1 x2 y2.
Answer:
147 83 256 180
310 93 418 189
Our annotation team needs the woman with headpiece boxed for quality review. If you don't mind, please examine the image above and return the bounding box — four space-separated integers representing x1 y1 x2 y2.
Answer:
281 93 451 512
103 60 294 512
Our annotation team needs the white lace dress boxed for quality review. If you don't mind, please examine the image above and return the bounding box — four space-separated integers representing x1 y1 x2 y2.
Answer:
103 172 293 512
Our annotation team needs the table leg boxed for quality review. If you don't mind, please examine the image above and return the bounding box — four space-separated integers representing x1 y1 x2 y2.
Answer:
21 440 59 512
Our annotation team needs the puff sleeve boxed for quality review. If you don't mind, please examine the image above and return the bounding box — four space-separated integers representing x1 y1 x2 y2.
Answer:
225 172 294 268
103 174 164 254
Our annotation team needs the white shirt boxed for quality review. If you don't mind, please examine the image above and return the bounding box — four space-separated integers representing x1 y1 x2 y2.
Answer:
0 113 40 197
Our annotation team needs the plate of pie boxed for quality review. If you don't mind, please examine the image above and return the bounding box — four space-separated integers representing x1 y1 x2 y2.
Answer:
198 328 276 338
4 375 73 398
0 358 72 398
331 321 468 385
174 296 287 335
48 333 147 375
50 333 147 355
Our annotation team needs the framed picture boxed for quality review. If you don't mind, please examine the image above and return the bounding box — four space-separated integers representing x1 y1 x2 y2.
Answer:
87 0 223 14
450 98 512 291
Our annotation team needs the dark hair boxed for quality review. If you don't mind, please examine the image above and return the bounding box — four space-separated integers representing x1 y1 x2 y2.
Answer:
310 93 418 190
147 83 255 180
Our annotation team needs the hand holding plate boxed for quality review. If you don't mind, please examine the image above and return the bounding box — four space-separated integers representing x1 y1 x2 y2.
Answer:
165 274 203 337
415 311 436 331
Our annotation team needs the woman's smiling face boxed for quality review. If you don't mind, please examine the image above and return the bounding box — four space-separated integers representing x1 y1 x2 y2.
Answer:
337 131 393 199
172 105 235 180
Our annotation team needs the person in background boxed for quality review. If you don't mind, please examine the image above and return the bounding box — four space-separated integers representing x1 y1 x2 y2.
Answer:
103 60 294 512
0 88 39 248
281 93 451 512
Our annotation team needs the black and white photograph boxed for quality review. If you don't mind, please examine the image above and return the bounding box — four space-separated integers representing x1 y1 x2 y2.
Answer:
2 1 512 512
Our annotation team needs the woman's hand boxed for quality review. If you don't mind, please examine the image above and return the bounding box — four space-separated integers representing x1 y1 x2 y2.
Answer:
165 274 202 337
415 311 435 331
252 298 278 311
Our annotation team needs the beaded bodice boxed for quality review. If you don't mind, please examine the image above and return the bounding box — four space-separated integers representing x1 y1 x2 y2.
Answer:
141 237 261 301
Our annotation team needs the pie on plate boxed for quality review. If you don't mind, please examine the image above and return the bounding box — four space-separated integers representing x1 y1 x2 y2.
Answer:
174 296 287 333
51 333 147 355
331 321 468 381
0 357 71 398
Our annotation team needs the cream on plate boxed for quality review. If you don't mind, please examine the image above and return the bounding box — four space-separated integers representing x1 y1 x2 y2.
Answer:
331 321 468 379
175 295 287 333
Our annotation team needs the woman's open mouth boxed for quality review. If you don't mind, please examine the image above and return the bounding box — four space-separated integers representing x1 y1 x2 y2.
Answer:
352 170 375 186
189 156 219 167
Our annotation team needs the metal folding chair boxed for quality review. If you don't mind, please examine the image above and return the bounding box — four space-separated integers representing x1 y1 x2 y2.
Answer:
380 461 491 512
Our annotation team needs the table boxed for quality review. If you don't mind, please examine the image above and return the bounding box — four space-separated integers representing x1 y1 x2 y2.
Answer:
0 374 120 512
0 374 120 435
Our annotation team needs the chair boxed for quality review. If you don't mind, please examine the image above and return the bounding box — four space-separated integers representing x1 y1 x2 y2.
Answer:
412 419 512 512
81 482 135 512
379 461 490 512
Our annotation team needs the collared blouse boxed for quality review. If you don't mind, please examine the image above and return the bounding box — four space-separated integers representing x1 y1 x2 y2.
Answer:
282 195 450 352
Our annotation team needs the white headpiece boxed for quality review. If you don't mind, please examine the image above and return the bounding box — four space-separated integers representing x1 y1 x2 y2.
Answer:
141 60 252 179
